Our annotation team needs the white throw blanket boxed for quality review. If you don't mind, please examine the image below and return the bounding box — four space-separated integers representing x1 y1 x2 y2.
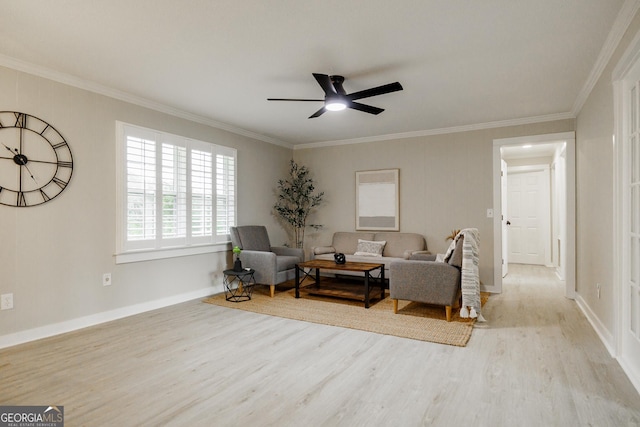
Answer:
441 228 485 322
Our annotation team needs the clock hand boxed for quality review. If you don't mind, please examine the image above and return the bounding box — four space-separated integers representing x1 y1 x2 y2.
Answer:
2 142 18 154
9 149 38 184
13 156 37 184
22 163 38 184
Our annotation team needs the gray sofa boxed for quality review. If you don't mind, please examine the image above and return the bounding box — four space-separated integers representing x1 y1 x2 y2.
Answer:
389 235 464 321
312 231 429 279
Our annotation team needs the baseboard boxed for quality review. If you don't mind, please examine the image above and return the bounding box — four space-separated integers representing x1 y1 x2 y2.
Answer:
617 353 640 396
0 284 224 350
555 270 564 281
574 292 616 357
560 293 640 396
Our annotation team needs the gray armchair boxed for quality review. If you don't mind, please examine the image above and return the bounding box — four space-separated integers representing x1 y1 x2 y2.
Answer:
230 226 304 297
389 236 464 322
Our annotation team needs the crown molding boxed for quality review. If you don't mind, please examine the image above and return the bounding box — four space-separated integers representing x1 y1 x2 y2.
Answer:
572 0 640 115
294 112 575 150
0 54 292 149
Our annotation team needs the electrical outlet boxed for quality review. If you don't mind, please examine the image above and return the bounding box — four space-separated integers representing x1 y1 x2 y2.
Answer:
103 273 112 286
1 293 14 310
487 209 494 218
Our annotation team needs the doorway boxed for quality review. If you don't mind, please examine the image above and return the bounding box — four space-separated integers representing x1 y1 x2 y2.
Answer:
491 132 576 298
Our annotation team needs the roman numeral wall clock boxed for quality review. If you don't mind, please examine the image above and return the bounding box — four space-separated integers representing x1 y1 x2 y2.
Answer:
0 111 73 207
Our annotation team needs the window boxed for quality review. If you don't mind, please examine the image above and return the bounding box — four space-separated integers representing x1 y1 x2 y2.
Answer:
116 122 236 262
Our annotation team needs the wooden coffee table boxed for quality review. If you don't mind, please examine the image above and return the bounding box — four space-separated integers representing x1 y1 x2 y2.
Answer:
295 259 385 308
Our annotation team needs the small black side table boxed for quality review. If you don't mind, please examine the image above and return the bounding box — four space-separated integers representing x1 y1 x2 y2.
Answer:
223 268 256 302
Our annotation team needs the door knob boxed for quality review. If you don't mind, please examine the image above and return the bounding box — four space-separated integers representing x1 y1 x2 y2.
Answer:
506 220 511 225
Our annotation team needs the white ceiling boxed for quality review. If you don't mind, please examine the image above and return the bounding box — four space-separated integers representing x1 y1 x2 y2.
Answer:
0 0 627 147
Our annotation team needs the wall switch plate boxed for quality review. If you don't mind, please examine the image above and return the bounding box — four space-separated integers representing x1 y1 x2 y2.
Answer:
1 293 14 310
487 209 494 218
103 273 112 286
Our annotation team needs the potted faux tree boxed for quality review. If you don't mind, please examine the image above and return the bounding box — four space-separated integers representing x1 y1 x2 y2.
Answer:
274 160 324 249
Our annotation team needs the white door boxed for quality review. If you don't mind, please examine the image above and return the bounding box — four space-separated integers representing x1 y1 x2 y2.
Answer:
507 170 546 265
501 159 509 277
622 71 640 377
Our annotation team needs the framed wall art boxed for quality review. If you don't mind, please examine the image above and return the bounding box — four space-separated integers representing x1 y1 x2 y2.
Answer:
355 168 399 231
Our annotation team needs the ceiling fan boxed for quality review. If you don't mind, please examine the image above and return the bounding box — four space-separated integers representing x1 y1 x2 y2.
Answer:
267 73 403 119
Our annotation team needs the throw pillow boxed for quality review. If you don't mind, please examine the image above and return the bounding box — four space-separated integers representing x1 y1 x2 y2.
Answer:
354 239 386 257
313 246 336 255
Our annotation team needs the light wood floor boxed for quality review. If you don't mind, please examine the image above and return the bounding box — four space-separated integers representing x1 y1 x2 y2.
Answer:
1 264 639 426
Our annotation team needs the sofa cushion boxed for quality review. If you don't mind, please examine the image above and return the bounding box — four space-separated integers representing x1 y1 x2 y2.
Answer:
332 232 375 254
409 252 437 261
313 246 335 255
374 232 426 258
354 239 386 257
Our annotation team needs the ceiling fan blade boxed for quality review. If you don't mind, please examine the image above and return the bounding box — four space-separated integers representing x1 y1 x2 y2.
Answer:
348 101 384 115
267 98 324 102
308 106 326 119
313 73 337 95
347 82 403 101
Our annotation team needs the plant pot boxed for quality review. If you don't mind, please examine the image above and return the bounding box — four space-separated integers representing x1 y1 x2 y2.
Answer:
233 258 243 272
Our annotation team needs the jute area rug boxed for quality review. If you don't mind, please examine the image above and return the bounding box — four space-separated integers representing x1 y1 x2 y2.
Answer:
203 279 485 347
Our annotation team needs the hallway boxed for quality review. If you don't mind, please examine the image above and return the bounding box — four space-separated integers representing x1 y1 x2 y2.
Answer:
503 263 565 297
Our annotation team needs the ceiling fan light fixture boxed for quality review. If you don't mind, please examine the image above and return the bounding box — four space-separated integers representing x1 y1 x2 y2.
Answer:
267 73 403 118
325 99 347 111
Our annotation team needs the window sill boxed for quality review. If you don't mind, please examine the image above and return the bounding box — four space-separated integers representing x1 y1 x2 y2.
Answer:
115 242 231 264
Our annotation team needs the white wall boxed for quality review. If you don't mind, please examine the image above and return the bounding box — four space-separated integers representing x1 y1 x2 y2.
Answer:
575 10 640 346
0 66 293 345
294 120 575 289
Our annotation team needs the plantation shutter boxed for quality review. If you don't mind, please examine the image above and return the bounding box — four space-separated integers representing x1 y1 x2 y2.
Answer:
119 123 236 252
